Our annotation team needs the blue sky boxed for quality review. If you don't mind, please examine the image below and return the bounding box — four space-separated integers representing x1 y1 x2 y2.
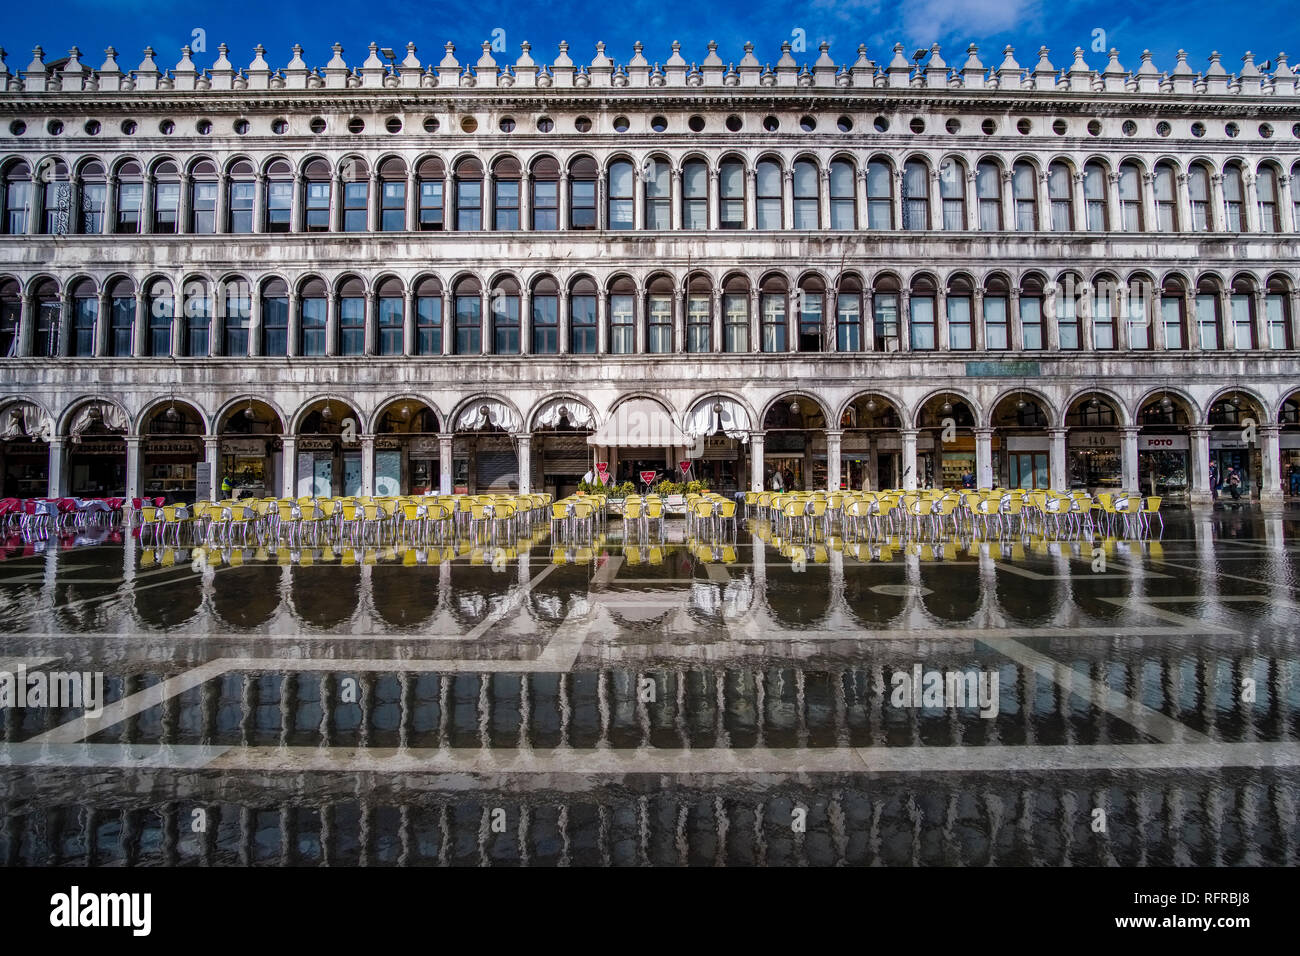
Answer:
3 0 1297 77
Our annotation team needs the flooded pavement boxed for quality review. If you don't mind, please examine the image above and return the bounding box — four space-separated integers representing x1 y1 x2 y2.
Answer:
1 505 1297 866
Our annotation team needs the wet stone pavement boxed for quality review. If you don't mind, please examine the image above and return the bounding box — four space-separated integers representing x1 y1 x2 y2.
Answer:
0 504 1297 866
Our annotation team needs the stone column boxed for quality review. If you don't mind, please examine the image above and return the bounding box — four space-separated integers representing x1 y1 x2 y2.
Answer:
1252 289 1269 351
178 173 193 234
819 167 832 230
558 172 570 230
707 167 719 231
124 435 141 502
403 287 417 357
1175 171 1192 235
1141 171 1158 233
204 435 220 501
1259 424 1282 504
214 173 228 233
633 163 645 231
596 293 608 354
901 428 919 491
1279 173 1295 234
286 288 300 356
516 434 532 494
863 289 876 351
1209 173 1226 233
58 287 74 357
1243 173 1260 233
1008 288 1023 351
247 285 262 357
711 289 723 354
672 287 684 354
825 429 842 491
479 290 490 356
558 289 570 355
749 288 761 353
1121 426 1140 492
47 438 66 498
899 289 911 352
141 172 156 235
292 175 305 233
787 287 797 353
745 168 757 229
974 427 993 489
281 436 297 499
825 287 838 353
749 432 765 493
1189 425 1211 505
935 284 948 351
438 434 454 495
132 289 148 356
519 287 532 356
325 291 339 357
253 175 267 234
360 434 375 495
1048 428 1067 491
104 174 119 236
973 288 986 351
441 293 453 356
1045 286 1061 351
781 168 793 230
519 171 531 232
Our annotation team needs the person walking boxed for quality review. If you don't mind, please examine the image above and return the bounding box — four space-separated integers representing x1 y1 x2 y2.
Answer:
1208 460 1218 500
1226 466 1243 501
220 473 233 498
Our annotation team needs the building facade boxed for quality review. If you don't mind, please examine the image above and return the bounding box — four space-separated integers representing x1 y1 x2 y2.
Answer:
1 39 1299 503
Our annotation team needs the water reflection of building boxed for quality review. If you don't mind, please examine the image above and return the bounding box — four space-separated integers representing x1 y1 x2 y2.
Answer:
2 41 1298 503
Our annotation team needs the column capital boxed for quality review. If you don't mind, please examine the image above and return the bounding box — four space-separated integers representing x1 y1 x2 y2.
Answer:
1258 422 1282 435
749 429 766 441
899 428 920 439
1120 425 1141 436
1189 424 1213 436
1047 427 1069 438
973 426 994 438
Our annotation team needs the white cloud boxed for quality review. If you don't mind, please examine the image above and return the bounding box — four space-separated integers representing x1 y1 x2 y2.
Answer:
899 0 1043 45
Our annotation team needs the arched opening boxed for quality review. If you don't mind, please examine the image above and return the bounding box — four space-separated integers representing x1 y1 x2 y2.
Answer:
1137 392 1192 498
1280 390 1300 497
452 399 522 494
1208 390 1266 498
533 397 597 498
916 393 977 489
762 395 827 491
839 393 902 491
65 400 129 497
217 400 284 498
0 401 53 497
683 396 751 495
374 399 442 495
296 398 364 497
1065 393 1123 491
141 400 204 504
991 392 1048 488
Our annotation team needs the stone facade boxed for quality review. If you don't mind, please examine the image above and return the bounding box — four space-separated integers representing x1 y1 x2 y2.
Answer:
1 39 1298 502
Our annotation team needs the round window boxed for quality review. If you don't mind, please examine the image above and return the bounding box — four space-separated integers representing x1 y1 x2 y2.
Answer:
1190 122 1205 138
348 117 366 134
575 116 592 132
651 115 668 133
498 116 515 133
233 118 250 135
612 116 630 132
1122 120 1138 136
800 115 816 132
981 118 997 135
945 118 961 134
84 119 101 136
459 116 477 133
1052 119 1068 135
910 117 925 134
423 116 440 133
47 119 64 136
1016 118 1031 135
310 117 327 134
1156 121 1171 137
8 120 25 136
688 115 705 133
121 119 138 135
1225 122 1240 138
271 118 288 135
725 114 743 132
763 115 780 132
537 116 554 132
1259 122 1273 138
1087 119 1102 136
386 116 403 134
837 115 853 132
196 119 212 135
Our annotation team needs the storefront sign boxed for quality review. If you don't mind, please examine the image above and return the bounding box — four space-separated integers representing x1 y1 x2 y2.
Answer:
840 434 870 452
298 438 337 452
596 462 608 474
69 438 123 455
964 361 1041 377
222 438 266 457
409 436 441 457
1281 434 1300 449
1139 435 1189 451
195 462 212 500
1209 436 1250 450
1068 431 1119 449
375 436 401 451
1006 436 1050 452
145 438 200 455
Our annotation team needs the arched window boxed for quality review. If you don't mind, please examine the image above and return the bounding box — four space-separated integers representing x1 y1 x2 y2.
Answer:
151 161 179 233
70 278 97 356
1091 275 1117 350
31 279 60 357
1188 163 1211 231
836 275 862 351
1153 163 1177 231
338 275 366 356
1194 277 1222 350
607 159 634 230
1083 162 1107 231
144 278 172 357
377 276 404 355
684 275 711 353
342 158 369 232
681 159 707 229
645 275 673 353
723 275 749 352
976 161 1001 230
453 157 482 231
793 160 818 229
416 157 444 231
264 159 293 233
531 276 559 354
902 160 928 230
379 157 407 231
1 162 31 235
414 276 442 355
939 159 965 230
491 156 520 230
79 161 107 234
40 160 71 235
909 275 936 350
1019 274 1044 350
947 274 973 350
1160 276 1187 349
1012 161 1037 231
1047 162 1072 231
0 279 19 355
756 159 782 229
302 158 331 232
866 159 892 229
797 275 824 352
872 274 901 352
182 278 210 357
718 158 744 229
1257 166 1280 232
1265 277 1292 349
608 276 636 354
1118 162 1142 231
645 158 670 229
1056 274 1081 350
453 277 482 354
1294 162 1300 231
490 277 520 354
1125 275 1154 350
226 160 255 233
569 276 597 354
830 159 855 229
983 274 1010 350
760 276 788 352
298 277 327 356
108 277 136 357
260 277 288 356
1223 163 1245 232
1229 277 1255 350
569 157 597 229
530 157 558 230
115 161 143 234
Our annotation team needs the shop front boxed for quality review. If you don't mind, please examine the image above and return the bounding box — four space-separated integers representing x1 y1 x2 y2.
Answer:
838 394 902 492
218 399 284 499
0 401 51 497
1003 436 1046 489
533 398 597 498
916 394 975 489
142 402 205 504
66 401 129 497
453 399 523 494
761 396 827 491
588 397 692 491
991 394 1048 490
1138 434 1190 498
1067 431 1122 490
296 400 363 497
682 397 750 496
374 401 442 495
1208 392 1266 498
